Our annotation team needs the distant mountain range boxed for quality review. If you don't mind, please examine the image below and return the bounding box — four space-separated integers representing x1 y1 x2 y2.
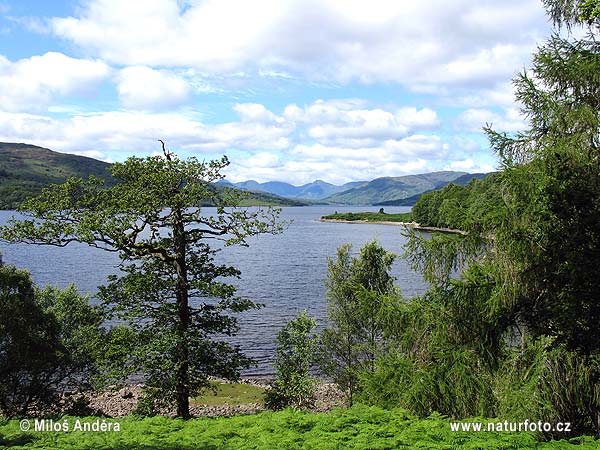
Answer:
321 172 469 205
217 179 367 200
0 142 491 209
225 171 486 205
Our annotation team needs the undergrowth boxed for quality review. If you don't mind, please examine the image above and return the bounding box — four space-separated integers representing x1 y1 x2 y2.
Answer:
0 405 597 449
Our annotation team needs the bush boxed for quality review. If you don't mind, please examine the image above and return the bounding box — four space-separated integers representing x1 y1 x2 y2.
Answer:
265 311 317 410
0 260 108 417
496 338 600 438
0 264 64 417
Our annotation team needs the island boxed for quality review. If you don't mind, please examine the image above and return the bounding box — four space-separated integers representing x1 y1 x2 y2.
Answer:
319 211 466 235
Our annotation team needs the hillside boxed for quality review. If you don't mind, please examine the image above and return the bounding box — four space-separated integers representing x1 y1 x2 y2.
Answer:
323 171 468 205
411 173 503 230
0 142 114 210
0 143 307 209
374 172 491 206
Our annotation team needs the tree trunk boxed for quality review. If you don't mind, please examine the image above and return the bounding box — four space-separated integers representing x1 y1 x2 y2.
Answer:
173 207 190 419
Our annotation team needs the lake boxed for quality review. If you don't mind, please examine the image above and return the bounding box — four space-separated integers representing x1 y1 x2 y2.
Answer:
0 206 427 376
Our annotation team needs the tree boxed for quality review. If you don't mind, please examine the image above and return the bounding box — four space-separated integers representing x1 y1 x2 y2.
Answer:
0 145 283 418
36 284 107 389
319 241 401 405
486 0 600 354
480 2 600 434
265 311 317 410
0 257 106 417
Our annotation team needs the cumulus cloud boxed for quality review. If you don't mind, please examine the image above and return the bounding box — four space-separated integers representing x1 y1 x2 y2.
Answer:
455 107 527 133
0 107 291 155
447 158 496 173
48 0 549 92
279 100 440 148
0 52 109 112
0 98 498 185
117 66 191 110
233 103 283 124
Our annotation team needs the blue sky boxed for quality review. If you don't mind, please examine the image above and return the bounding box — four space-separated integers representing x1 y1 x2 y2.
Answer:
0 0 553 184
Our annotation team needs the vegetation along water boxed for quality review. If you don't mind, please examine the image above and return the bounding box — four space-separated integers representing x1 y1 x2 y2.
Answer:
1 0 600 447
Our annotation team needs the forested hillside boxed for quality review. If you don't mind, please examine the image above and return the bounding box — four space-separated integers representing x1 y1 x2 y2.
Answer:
374 172 490 206
411 173 503 230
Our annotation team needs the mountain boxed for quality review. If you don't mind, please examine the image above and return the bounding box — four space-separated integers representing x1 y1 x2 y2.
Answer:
374 173 492 206
323 171 470 205
0 143 307 210
221 179 367 200
0 142 114 210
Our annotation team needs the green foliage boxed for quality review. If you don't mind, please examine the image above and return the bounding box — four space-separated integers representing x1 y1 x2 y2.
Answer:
391 1 600 437
266 311 318 410
0 149 284 418
411 174 504 231
0 261 107 417
496 338 600 439
0 263 64 417
319 242 401 405
543 0 600 26
0 406 597 449
486 0 600 358
359 261 508 418
35 285 106 388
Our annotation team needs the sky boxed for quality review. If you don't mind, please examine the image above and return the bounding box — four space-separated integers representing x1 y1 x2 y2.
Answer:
0 0 554 185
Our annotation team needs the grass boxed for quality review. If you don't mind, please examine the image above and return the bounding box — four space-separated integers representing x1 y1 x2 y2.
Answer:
321 211 413 223
0 405 597 449
191 382 266 407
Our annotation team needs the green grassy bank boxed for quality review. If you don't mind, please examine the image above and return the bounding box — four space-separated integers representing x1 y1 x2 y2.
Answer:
1 405 596 449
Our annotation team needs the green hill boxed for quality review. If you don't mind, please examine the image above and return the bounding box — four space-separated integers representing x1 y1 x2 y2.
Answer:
0 143 307 210
323 171 468 205
374 173 491 206
0 143 114 210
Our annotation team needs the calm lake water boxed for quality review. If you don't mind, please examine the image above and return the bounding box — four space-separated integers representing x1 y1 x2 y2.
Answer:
0 206 427 376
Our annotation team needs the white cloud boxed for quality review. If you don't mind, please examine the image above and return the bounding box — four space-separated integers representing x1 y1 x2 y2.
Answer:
280 100 440 147
0 98 496 185
0 52 109 112
455 107 527 133
117 66 191 110
447 158 496 173
233 103 283 124
0 108 291 155
452 136 483 153
48 0 549 93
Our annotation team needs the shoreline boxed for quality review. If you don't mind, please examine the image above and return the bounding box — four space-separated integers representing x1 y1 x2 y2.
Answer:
65 379 345 418
316 218 467 235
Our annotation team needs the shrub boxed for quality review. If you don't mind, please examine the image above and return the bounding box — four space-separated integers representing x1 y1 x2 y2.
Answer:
265 311 317 409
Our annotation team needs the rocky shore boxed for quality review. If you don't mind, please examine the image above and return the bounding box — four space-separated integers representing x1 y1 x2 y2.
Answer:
317 218 467 235
66 380 346 418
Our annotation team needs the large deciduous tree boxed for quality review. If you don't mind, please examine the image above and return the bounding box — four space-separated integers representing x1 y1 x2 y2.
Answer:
0 145 283 418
